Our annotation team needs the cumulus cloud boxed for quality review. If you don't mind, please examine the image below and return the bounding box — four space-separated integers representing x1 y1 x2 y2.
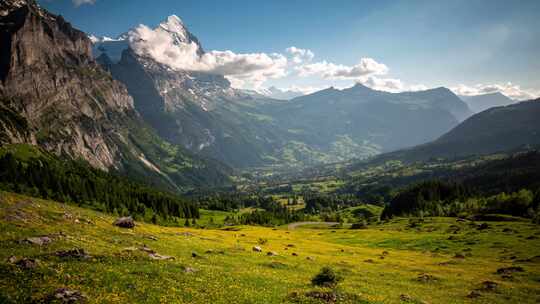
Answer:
128 19 287 89
73 0 95 7
451 83 539 101
286 46 314 64
296 58 388 80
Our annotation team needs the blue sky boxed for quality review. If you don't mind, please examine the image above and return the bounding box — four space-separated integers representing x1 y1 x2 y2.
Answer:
39 0 540 99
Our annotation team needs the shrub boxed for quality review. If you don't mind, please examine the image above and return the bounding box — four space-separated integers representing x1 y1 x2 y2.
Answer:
311 266 342 287
258 238 268 245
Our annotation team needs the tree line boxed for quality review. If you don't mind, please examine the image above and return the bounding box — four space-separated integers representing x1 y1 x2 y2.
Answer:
0 146 198 225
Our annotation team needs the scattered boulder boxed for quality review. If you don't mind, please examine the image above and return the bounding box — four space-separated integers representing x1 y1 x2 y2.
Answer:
191 251 199 258
51 288 87 303
382 251 389 256
252 246 262 252
139 245 155 254
477 223 490 231
178 232 194 237
286 244 295 248
454 253 465 259
267 251 278 256
55 248 90 259
182 266 197 273
149 253 174 260
478 281 498 292
7 256 39 269
24 236 52 246
416 273 438 283
305 291 337 303
144 235 158 241
292 252 298 256
364 259 374 263
400 294 413 301
496 266 524 275
467 290 482 298
113 216 135 228
306 256 315 261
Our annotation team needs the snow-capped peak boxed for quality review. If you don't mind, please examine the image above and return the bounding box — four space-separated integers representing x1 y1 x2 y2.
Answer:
159 14 190 44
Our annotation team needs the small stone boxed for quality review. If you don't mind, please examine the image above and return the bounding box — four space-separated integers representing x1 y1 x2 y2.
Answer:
417 273 437 283
252 246 262 252
12 257 39 269
55 248 90 259
191 251 199 258
267 251 278 256
24 236 52 246
113 216 135 228
183 266 197 273
149 253 174 260
306 256 315 261
291 252 298 256
478 281 498 292
52 288 87 303
400 294 413 301
477 223 490 230
496 266 524 275
467 290 481 298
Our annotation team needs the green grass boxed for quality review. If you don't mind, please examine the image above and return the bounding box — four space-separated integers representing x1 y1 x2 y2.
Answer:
1 191 540 303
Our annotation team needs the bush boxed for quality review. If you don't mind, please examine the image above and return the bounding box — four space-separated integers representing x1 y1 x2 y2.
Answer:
311 266 343 287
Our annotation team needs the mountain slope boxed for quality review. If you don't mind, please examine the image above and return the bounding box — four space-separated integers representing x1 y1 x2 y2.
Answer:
258 84 471 161
460 92 515 113
371 99 540 163
0 0 231 191
95 17 288 168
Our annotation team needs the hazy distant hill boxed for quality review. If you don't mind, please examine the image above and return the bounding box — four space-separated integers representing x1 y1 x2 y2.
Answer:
460 92 515 113
371 99 540 163
258 84 472 161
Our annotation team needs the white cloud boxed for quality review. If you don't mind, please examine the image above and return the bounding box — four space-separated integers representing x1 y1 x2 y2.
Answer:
128 21 287 89
73 0 95 7
286 46 314 64
359 76 404 92
451 83 539 101
296 58 388 80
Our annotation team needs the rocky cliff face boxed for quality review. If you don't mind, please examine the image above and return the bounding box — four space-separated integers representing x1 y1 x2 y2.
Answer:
0 0 231 190
0 0 135 170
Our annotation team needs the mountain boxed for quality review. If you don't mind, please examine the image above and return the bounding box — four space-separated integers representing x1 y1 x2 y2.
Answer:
258 86 305 100
371 99 540 163
256 84 472 163
94 16 290 168
460 92 515 113
0 0 231 191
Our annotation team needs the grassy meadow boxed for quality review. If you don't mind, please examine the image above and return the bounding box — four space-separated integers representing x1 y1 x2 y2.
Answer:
1 191 540 303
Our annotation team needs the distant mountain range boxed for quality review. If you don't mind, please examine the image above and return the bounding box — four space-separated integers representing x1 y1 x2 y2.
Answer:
93 17 473 168
460 92 515 113
368 99 540 164
257 86 305 100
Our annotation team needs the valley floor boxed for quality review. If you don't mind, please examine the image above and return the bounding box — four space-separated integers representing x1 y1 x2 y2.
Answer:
1 191 539 303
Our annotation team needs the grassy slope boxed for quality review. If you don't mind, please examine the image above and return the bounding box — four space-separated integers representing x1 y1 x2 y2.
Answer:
1 192 540 303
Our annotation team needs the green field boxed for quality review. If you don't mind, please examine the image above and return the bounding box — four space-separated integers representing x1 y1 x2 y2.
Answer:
1 192 540 303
